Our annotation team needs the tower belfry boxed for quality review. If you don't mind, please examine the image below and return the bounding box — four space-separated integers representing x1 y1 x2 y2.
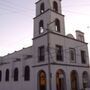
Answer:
34 0 65 38
36 0 62 16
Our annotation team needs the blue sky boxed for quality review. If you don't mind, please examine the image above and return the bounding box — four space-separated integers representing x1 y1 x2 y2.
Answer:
0 0 90 57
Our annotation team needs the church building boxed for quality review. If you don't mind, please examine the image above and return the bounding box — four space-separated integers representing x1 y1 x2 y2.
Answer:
0 0 90 90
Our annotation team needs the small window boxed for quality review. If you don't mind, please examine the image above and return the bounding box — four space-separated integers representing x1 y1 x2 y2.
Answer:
14 68 18 81
55 19 60 32
69 48 76 62
56 45 63 61
24 55 32 60
39 20 44 34
40 3 45 13
81 50 86 64
5 69 9 81
53 1 58 12
24 66 30 81
38 46 45 62
0 70 2 82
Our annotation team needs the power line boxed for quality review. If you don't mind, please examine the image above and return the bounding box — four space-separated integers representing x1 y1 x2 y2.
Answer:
0 2 33 12
32 48 89 66
2 44 89 64
33 44 89 60
0 0 90 17
0 0 32 11
0 0 34 16
0 8 90 16
31 28 89 60
50 46 89 58
0 5 34 17
0 9 34 16
63 9 90 16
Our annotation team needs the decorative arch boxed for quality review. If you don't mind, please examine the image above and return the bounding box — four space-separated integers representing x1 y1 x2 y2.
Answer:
56 69 66 90
70 70 78 90
39 20 44 34
14 68 18 81
53 1 58 12
38 70 46 90
82 71 89 89
55 19 60 32
24 65 30 81
5 69 9 81
40 3 45 13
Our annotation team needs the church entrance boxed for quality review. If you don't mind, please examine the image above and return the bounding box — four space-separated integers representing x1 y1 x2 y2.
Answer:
38 70 46 90
56 69 65 90
71 70 78 90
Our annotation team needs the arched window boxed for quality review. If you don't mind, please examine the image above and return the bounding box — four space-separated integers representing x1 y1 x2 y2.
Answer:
71 70 78 90
24 65 30 81
0 70 2 82
82 71 89 89
14 68 18 81
53 1 58 12
55 19 60 32
38 70 46 90
69 48 76 62
40 3 45 13
39 20 44 34
56 69 66 90
5 69 9 81
81 50 86 64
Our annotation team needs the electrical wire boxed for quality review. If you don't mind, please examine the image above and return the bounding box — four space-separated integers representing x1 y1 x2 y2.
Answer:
0 0 90 17
0 0 34 16
33 45 89 61
0 0 32 11
62 9 90 16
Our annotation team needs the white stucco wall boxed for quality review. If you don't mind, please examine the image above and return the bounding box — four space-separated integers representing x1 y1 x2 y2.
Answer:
0 0 89 90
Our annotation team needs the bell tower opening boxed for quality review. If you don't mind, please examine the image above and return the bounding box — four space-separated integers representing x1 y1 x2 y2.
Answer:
55 19 60 32
53 1 58 12
40 3 45 14
39 20 44 34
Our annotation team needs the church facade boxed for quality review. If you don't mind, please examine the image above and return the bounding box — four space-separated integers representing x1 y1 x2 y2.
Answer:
0 0 90 90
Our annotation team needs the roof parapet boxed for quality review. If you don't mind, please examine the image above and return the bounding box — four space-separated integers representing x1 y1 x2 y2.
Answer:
76 30 85 42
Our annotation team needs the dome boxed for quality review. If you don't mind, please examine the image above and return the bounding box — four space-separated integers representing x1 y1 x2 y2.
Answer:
67 34 75 39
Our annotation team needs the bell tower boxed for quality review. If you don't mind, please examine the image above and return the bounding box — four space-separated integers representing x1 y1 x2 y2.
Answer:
36 0 62 16
33 0 65 38
33 1 66 89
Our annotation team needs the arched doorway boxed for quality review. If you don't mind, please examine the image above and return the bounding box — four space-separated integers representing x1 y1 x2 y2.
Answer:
5 69 9 81
14 68 18 81
24 65 30 81
56 69 66 90
82 71 89 89
71 70 78 90
38 70 46 90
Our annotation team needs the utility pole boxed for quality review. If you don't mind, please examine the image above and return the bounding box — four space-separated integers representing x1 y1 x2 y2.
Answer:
47 0 53 89
47 24 52 90
47 20 55 90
